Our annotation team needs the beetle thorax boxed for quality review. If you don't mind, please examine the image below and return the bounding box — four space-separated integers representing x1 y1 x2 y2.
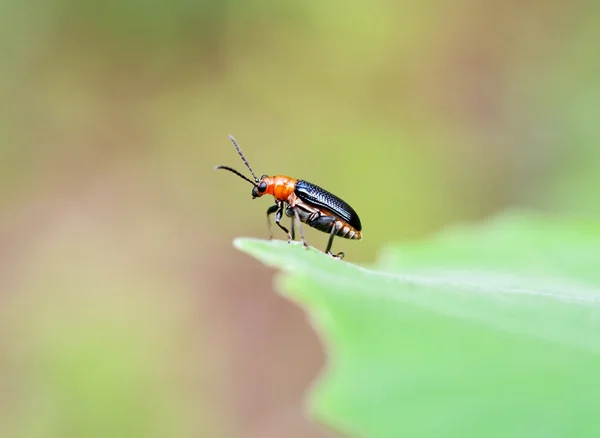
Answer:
264 175 297 201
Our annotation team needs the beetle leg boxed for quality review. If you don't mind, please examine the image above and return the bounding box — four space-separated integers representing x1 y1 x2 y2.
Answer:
325 222 344 260
275 204 292 242
290 216 295 241
306 215 342 257
292 207 309 249
266 204 279 239
307 211 320 222
325 231 335 253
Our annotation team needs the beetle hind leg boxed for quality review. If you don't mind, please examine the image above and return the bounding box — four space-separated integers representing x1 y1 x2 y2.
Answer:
324 228 344 259
307 215 343 258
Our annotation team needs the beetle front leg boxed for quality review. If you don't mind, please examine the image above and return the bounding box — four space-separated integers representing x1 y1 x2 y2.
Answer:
275 204 292 242
266 204 279 239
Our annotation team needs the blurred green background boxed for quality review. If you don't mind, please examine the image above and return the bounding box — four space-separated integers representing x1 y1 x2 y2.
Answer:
1 1 599 437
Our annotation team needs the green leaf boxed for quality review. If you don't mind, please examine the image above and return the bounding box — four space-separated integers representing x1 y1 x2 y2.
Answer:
234 212 600 438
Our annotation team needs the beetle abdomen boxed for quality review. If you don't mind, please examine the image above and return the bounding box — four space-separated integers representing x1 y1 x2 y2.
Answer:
330 219 362 240
287 205 362 240
294 180 362 231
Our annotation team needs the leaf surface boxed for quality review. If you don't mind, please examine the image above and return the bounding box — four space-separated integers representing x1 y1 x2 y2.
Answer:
235 213 600 438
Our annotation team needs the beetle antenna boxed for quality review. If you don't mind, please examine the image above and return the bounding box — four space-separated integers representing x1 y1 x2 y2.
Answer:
228 135 259 183
214 165 257 186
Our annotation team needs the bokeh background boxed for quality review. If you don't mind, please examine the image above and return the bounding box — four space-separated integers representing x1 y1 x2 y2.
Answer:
1 1 599 437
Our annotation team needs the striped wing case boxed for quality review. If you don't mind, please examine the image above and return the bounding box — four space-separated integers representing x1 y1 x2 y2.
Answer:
294 180 362 231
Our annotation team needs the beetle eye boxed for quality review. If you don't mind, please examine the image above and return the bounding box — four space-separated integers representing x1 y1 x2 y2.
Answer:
257 181 267 193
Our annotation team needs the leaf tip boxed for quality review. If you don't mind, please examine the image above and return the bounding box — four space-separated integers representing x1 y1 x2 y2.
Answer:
232 236 260 250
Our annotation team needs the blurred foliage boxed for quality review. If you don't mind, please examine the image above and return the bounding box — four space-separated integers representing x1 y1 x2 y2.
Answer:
1 0 600 437
237 212 600 438
0 200 225 438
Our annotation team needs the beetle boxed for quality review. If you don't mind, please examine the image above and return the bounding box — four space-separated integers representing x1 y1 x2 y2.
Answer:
215 135 362 259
